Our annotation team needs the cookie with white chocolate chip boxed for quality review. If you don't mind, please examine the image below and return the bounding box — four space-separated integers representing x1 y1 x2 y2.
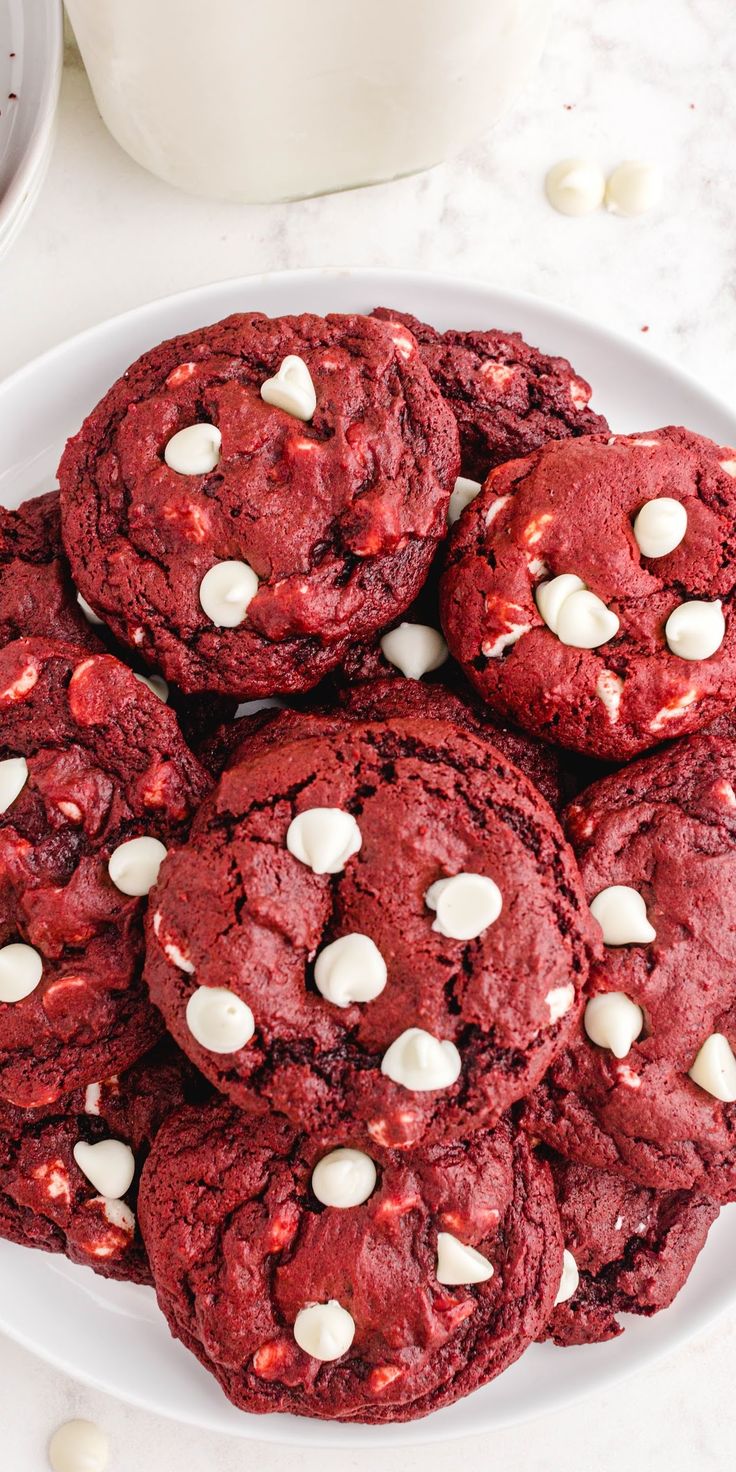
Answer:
371 307 608 482
524 731 736 1195
0 637 211 1108
0 1039 202 1284
0 490 102 652
542 1151 718 1347
441 427 736 760
144 713 594 1147
58 311 459 699
138 1101 562 1423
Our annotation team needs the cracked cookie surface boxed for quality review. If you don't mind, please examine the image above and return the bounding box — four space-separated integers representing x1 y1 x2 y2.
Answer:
58 312 459 698
139 1102 562 1422
145 714 593 1146
441 427 736 760
0 637 211 1106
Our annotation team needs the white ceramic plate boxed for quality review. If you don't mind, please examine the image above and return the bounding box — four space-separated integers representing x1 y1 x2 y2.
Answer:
0 0 62 262
0 268 734 1447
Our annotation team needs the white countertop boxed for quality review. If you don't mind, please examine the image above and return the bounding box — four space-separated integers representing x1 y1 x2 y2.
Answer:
2 1 736 1466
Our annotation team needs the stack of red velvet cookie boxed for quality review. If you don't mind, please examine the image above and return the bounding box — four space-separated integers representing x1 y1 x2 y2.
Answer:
1 305 734 1424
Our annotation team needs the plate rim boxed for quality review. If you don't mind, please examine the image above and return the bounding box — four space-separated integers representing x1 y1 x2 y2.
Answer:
0 264 734 1446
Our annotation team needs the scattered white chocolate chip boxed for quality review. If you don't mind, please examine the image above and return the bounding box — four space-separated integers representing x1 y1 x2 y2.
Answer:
311 1148 377 1208
76 592 104 626
133 671 169 702
556 590 620 649
380 1027 461 1092
554 1249 580 1305
449 477 483 526
108 836 167 896
199 560 259 627
584 992 644 1060
665 600 725 661
286 808 362 875
48 1419 110 1472
261 355 317 421
293 1300 355 1361
596 669 624 723
545 158 605 216
379 622 448 681
436 1231 494 1286
164 422 222 475
84 1082 102 1116
536 574 585 632
688 1032 736 1103
73 1139 136 1199
0 755 28 812
164 940 195 974
546 983 576 1024
314 934 387 1007
589 885 656 946
0 941 43 1003
98 1195 135 1233
185 985 255 1053
605 160 662 217
425 873 502 941
633 498 687 559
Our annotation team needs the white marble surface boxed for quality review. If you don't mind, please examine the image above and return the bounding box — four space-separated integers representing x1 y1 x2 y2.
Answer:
2 0 736 1466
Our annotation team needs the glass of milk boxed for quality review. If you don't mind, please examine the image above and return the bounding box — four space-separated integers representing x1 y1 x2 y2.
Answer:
66 0 551 203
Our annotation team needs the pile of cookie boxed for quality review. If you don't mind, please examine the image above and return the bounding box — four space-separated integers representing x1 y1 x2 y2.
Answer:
1 304 734 1424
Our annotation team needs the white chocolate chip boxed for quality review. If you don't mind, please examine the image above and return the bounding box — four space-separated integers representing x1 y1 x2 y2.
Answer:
108 836 167 896
84 1082 102 1116
425 873 502 941
536 574 585 633
584 992 644 1060
545 158 605 216
605 160 662 217
436 1231 494 1286
164 422 222 475
0 755 28 812
379 623 448 681
0 942 43 1003
48 1419 110 1472
554 1249 580 1305
293 1300 355 1361
556 590 620 649
133 672 169 702
665 600 725 661
73 1139 135 1199
98 1196 135 1233
199 560 259 627
688 1032 736 1103
314 934 387 1008
633 498 687 558
649 688 699 731
449 477 483 526
261 355 317 422
185 985 255 1054
596 669 624 723
589 885 656 946
76 592 105 626
164 940 195 974
380 1027 461 1092
311 1148 377 1208
546 983 576 1024
286 808 362 875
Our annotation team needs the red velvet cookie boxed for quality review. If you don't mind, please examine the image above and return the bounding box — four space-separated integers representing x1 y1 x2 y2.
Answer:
372 307 608 481
138 1102 562 1423
543 1153 718 1346
58 312 459 699
0 637 211 1107
524 732 736 1195
0 1039 200 1284
441 428 736 760
145 714 593 1147
0 490 100 651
